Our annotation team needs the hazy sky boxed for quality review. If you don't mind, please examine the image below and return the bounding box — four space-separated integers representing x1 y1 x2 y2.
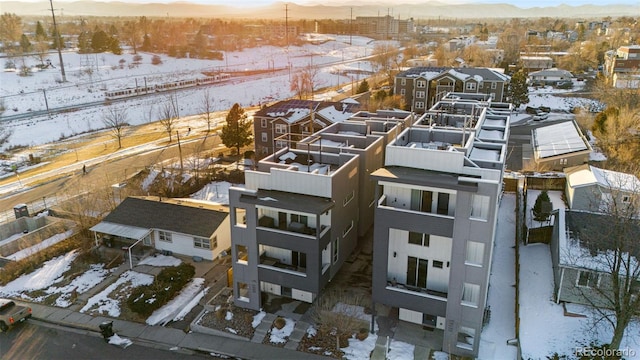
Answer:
5 0 638 7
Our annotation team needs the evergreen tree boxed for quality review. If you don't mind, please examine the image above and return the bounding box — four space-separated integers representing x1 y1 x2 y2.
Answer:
220 103 253 156
91 30 110 52
50 28 64 50
77 31 91 53
532 190 551 222
35 21 47 39
507 69 529 108
356 79 370 94
19 34 31 53
142 34 152 52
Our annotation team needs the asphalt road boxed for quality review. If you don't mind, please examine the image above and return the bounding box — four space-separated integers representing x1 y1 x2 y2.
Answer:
0 134 224 217
0 320 212 360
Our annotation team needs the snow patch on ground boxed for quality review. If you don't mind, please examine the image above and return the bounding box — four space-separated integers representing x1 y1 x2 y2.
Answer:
138 254 182 267
0 250 79 297
80 270 154 317
146 278 205 326
269 318 295 344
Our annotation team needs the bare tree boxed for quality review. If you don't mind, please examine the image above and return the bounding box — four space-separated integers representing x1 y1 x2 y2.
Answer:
290 61 321 100
102 107 128 149
371 42 400 86
199 88 215 133
159 94 179 143
0 122 12 150
565 169 640 350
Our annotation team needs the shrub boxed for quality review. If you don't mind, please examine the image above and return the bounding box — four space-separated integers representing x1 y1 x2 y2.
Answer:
151 55 162 65
532 190 551 221
127 262 195 316
273 317 286 330
356 327 369 341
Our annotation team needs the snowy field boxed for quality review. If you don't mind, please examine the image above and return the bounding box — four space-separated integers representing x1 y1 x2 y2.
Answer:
0 34 379 150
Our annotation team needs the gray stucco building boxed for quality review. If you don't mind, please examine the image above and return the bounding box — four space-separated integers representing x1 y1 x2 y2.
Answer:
371 93 511 357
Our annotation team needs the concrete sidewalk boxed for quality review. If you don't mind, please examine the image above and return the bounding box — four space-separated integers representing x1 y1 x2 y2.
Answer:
28 303 327 360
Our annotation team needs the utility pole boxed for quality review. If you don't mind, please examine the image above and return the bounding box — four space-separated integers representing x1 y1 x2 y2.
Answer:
285 3 289 50
176 130 184 173
349 7 352 46
49 0 67 82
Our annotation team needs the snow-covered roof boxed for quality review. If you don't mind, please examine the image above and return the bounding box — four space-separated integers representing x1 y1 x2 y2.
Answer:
557 209 640 273
90 221 150 241
533 121 591 159
529 68 573 78
565 164 640 191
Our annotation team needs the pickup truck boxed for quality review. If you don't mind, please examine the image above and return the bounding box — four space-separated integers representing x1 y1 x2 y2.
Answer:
0 299 32 332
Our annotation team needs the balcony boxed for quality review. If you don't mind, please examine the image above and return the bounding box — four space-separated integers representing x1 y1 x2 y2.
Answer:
258 215 325 237
259 253 306 274
386 280 448 301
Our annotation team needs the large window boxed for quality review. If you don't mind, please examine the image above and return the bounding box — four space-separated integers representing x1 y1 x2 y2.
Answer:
470 195 490 221
462 283 480 307
409 232 430 247
416 91 425 98
466 82 477 90
261 132 268 142
158 231 172 243
275 124 287 134
415 102 425 109
417 80 426 87
193 237 210 249
407 256 428 288
465 241 485 266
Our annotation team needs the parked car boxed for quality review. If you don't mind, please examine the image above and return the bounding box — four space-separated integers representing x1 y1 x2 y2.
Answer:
0 299 32 332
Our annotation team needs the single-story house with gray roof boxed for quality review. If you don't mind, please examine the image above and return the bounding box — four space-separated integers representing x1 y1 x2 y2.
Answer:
90 197 230 264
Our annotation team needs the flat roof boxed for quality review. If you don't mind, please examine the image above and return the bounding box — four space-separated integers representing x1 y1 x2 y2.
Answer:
533 121 590 159
240 189 334 215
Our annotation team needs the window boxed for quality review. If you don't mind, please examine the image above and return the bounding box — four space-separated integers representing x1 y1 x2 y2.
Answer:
622 195 631 203
407 256 428 288
276 140 286 148
466 82 476 90
236 245 248 264
491 82 497 89
400 89 406 96
416 91 425 98
470 195 490 220
343 220 354 236
577 270 599 288
275 124 287 134
291 213 308 225
490 92 496 100
261 118 267 128
233 207 246 226
158 231 172 243
433 260 444 268
333 238 339 263
559 158 568 165
194 237 210 249
415 102 425 109
437 192 450 215
466 241 485 266
457 326 476 350
261 132 268 142
409 232 430 246
401 79 406 85
462 283 480 307
417 80 426 87
344 191 354 206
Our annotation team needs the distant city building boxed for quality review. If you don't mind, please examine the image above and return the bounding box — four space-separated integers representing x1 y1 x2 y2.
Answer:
353 15 414 39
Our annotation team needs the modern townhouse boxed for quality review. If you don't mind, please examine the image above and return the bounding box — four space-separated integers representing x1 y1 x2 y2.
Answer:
229 108 410 310
370 93 510 357
604 45 640 88
253 99 361 160
394 67 510 114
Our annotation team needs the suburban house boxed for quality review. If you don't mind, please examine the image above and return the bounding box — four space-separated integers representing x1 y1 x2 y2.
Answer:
528 68 573 85
531 120 592 171
604 45 640 88
394 67 510 114
564 164 640 214
252 99 361 160
550 209 640 306
90 197 230 263
371 93 510 357
227 109 416 311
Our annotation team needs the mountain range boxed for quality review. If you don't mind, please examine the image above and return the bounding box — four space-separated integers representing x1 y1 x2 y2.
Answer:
0 1 637 19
